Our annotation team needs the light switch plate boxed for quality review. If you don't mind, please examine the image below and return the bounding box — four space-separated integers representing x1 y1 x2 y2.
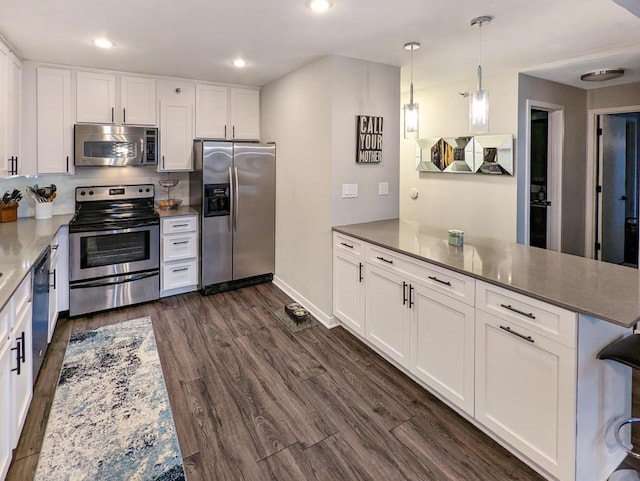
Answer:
342 183 358 198
378 182 389 195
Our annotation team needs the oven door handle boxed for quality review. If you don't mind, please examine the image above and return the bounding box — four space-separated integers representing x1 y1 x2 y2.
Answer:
70 271 158 289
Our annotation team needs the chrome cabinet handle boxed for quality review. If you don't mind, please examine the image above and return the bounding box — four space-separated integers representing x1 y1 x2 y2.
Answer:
358 262 363 282
409 284 414 308
173 240 189 245
402 281 407 305
428 275 451 287
499 325 535 344
376 256 393 264
224 125 227 138
172 267 189 273
111 107 115 123
340 242 354 249
500 303 536 320
172 224 189 228
123 108 126 123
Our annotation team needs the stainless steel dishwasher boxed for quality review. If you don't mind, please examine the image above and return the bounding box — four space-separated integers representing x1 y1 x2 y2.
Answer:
32 246 50 383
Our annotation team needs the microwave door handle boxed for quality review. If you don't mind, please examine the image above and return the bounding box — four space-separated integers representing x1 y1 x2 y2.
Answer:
228 166 233 232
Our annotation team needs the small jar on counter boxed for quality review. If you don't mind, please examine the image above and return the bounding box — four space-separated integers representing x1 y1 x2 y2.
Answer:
448 229 464 247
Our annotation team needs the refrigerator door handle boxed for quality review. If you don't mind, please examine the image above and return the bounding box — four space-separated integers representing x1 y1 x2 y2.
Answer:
234 165 239 230
228 166 234 232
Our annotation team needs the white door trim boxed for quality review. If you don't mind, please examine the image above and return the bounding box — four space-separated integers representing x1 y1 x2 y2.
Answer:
524 99 564 252
584 105 640 259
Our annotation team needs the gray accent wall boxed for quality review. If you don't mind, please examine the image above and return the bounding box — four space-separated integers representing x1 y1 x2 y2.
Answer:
261 55 400 323
517 74 587 256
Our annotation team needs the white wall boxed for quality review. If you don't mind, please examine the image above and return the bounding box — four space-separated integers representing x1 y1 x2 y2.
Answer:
400 70 520 242
261 55 400 323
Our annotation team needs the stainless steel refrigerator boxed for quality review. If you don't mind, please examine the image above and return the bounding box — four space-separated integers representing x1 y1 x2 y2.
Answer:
190 141 275 293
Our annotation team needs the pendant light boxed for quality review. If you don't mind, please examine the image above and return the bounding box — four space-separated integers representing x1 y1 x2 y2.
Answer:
403 41 420 139
469 16 492 134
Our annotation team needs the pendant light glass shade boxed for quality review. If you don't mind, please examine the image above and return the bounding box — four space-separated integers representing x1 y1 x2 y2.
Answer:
469 16 492 134
404 103 419 138
403 41 420 139
469 89 488 133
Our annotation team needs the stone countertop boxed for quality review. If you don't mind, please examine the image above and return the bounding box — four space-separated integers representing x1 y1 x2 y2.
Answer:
334 218 640 328
157 206 198 218
0 214 73 313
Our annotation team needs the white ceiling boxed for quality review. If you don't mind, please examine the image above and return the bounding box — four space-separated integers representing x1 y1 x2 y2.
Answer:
0 0 639 91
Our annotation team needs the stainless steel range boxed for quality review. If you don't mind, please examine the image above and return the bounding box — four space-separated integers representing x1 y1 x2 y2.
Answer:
68 184 160 317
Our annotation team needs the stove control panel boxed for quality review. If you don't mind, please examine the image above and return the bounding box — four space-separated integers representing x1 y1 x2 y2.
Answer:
76 184 155 202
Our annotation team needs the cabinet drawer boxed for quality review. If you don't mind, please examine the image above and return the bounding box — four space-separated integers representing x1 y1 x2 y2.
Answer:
162 232 198 261
161 216 197 235
13 273 32 322
413 262 475 306
162 260 198 291
366 244 474 306
476 280 577 348
334 232 363 256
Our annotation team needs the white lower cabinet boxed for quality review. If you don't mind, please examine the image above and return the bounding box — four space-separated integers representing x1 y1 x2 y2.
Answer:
330 232 608 481
475 309 576 480
332 234 365 336
0 340 11 480
9 280 33 449
365 263 410 367
410 284 475 415
160 215 199 296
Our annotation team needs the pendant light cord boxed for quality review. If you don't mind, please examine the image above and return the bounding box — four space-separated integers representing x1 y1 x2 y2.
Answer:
477 20 483 91
410 46 414 106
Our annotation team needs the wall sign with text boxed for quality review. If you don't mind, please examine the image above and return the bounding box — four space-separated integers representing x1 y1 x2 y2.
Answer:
356 115 383 163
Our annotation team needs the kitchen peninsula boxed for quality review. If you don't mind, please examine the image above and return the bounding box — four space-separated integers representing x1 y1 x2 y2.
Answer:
332 218 638 481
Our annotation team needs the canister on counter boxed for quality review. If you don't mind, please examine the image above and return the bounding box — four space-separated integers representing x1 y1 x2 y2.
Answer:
448 229 464 247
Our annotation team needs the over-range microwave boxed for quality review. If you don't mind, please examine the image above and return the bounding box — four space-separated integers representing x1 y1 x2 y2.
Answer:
74 124 158 167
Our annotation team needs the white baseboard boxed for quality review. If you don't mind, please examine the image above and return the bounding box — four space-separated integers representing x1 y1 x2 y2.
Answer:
272 276 340 329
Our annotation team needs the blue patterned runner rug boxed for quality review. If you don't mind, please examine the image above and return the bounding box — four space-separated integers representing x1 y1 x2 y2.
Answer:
35 317 186 481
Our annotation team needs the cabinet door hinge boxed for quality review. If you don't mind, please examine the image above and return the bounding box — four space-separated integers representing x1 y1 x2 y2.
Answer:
597 128 603 136
596 185 602 194
595 242 601 251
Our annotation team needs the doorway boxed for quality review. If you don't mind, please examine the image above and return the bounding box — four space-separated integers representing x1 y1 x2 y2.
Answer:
524 100 564 251
596 112 640 267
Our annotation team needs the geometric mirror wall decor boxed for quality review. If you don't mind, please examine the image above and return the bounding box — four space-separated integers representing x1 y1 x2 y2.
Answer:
415 134 513 175
443 136 474 173
473 134 514 175
416 137 445 171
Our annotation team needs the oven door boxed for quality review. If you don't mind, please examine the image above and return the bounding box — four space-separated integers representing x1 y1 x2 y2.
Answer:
70 225 160 282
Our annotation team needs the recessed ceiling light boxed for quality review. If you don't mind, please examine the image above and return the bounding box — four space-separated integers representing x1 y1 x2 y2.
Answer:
94 38 113 49
580 68 625 82
309 0 332 13
233 59 247 68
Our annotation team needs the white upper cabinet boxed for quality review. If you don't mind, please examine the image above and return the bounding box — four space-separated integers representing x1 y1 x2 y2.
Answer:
195 85 260 140
76 72 156 125
195 84 228 139
230 88 260 140
76 71 116 123
7 53 21 175
37 67 73 174
120 76 156 125
157 79 195 171
0 42 8 177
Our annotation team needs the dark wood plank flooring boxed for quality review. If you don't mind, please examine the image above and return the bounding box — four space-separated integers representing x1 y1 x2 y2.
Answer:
8 283 556 480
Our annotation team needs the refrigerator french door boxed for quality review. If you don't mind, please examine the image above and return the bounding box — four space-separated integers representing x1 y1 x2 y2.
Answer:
192 141 275 289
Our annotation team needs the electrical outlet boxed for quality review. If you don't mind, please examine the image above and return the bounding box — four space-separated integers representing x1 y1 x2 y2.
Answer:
378 182 389 195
